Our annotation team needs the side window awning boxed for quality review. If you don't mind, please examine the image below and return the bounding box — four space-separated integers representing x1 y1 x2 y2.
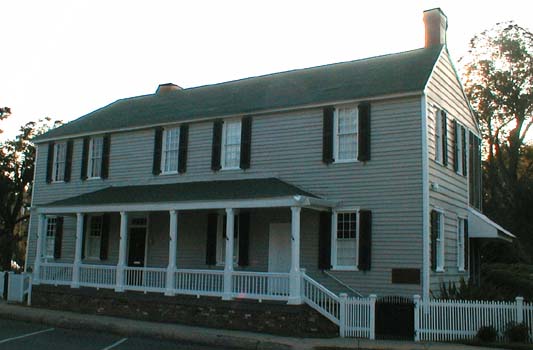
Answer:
468 208 515 242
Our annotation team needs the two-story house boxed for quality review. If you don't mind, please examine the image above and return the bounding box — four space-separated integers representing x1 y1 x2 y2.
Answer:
25 8 513 334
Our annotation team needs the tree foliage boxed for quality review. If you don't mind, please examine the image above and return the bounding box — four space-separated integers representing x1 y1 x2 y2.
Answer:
461 22 533 262
0 114 60 270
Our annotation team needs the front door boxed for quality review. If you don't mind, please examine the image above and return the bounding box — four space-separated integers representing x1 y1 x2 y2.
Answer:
128 227 146 267
268 223 291 273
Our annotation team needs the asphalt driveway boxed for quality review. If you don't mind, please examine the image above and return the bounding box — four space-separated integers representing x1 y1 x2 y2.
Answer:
0 318 229 350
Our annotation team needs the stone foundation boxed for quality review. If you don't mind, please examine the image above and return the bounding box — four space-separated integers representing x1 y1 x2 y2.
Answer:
31 285 338 337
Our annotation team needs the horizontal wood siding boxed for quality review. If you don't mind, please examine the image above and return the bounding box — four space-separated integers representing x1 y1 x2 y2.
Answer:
426 51 478 294
29 96 423 296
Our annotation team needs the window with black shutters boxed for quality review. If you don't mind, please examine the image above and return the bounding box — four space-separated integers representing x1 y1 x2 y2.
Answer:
333 210 358 269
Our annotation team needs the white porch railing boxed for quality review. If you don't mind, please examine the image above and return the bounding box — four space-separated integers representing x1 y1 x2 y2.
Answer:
124 267 166 292
40 262 73 285
174 269 224 296
79 264 116 288
232 271 290 300
302 273 341 325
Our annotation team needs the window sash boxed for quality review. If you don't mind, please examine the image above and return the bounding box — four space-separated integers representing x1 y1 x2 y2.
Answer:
45 217 57 259
52 142 66 182
161 127 180 173
88 137 103 178
221 120 241 169
332 210 359 269
335 107 358 161
435 211 445 271
435 111 443 163
85 216 103 259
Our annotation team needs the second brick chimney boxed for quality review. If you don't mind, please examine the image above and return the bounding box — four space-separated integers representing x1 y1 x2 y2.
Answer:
423 8 448 48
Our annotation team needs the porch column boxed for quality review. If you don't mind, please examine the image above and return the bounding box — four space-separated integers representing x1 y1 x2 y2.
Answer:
115 211 128 292
33 214 46 284
288 206 302 304
165 210 178 296
71 213 84 288
222 208 235 300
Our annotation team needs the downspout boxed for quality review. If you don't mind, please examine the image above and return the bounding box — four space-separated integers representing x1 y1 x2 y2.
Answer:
421 94 430 300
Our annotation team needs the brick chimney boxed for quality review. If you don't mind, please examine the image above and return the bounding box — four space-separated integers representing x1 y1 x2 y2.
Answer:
156 83 182 95
423 8 447 48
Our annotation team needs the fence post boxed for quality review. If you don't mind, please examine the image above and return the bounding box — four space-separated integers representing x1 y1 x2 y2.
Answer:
339 293 347 337
0 271 5 300
413 294 421 341
27 273 32 306
516 296 524 324
369 294 377 340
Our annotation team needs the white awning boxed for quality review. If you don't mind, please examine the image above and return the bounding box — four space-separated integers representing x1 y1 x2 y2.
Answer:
468 208 515 242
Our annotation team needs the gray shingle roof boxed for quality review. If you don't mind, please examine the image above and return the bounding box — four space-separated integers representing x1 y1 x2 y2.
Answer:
44 178 318 207
35 45 443 142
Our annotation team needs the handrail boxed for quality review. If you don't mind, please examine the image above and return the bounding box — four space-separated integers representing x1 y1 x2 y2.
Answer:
323 270 364 297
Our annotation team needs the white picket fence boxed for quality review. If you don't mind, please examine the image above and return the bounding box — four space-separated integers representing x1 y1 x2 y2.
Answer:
415 296 533 342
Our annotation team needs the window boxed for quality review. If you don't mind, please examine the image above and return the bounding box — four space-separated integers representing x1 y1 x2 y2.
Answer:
457 217 466 271
161 127 180 173
433 210 445 271
469 132 482 209
52 142 66 182
333 210 358 269
88 136 103 178
334 107 358 161
216 214 239 265
435 111 443 163
45 217 57 259
221 120 241 169
85 216 103 259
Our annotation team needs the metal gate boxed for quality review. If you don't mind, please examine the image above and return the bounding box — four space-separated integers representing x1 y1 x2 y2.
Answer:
375 295 414 340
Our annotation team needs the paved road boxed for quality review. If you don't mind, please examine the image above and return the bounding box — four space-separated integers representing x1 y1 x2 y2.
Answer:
0 319 230 350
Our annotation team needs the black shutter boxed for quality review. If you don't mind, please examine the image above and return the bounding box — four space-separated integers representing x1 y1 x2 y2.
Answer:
453 120 459 172
81 137 90 180
462 126 467 177
178 124 189 174
211 120 223 171
54 217 64 259
430 210 438 271
81 215 88 259
358 102 371 161
100 214 110 260
318 211 332 270
101 134 111 179
46 142 54 183
64 140 74 182
322 107 334 164
240 116 252 169
205 213 218 265
152 127 163 175
441 111 448 166
358 210 372 271
464 219 469 270
238 212 250 266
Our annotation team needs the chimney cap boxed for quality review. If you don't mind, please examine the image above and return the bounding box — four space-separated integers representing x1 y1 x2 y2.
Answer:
156 83 183 95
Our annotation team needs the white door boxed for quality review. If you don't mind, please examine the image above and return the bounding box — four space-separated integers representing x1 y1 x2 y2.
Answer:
268 223 291 272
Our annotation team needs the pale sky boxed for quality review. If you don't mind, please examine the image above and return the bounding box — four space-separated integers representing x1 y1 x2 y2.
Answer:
2 0 532 140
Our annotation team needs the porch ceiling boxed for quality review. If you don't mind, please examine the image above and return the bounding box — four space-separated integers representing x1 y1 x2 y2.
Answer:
38 177 333 213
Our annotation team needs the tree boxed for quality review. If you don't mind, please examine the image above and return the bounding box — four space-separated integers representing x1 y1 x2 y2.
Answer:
0 107 11 134
461 22 533 261
0 115 60 270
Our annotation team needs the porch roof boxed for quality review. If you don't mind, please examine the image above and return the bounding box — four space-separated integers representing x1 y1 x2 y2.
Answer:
38 178 332 213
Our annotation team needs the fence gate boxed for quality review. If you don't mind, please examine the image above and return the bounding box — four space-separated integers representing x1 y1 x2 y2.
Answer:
375 296 414 340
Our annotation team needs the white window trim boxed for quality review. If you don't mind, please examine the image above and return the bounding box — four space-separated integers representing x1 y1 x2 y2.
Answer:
331 207 360 271
435 110 443 165
333 106 358 163
44 216 58 261
433 208 446 272
457 216 467 272
52 142 66 183
160 126 180 175
216 213 239 266
220 118 242 170
84 215 103 261
87 136 103 179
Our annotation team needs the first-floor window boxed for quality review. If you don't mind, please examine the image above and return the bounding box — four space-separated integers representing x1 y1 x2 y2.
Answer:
45 217 57 259
457 217 466 271
216 214 239 265
432 210 445 271
85 216 103 259
334 211 358 268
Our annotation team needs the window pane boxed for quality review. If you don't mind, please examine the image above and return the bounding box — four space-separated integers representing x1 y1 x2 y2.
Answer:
223 121 241 168
53 143 66 181
337 108 357 160
90 137 103 177
163 128 180 172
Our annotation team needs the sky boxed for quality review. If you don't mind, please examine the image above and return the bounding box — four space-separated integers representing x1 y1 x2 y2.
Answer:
1 0 532 140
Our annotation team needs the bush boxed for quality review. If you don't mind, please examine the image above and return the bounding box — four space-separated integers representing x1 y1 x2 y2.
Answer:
477 326 498 343
505 322 530 343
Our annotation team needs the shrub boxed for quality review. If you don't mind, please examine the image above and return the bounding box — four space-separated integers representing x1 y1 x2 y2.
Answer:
505 322 530 343
477 326 498 343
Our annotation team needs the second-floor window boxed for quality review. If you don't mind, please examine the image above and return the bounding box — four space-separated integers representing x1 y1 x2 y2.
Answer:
161 127 180 173
52 142 66 182
334 107 358 161
222 119 242 169
88 136 103 178
435 110 448 165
